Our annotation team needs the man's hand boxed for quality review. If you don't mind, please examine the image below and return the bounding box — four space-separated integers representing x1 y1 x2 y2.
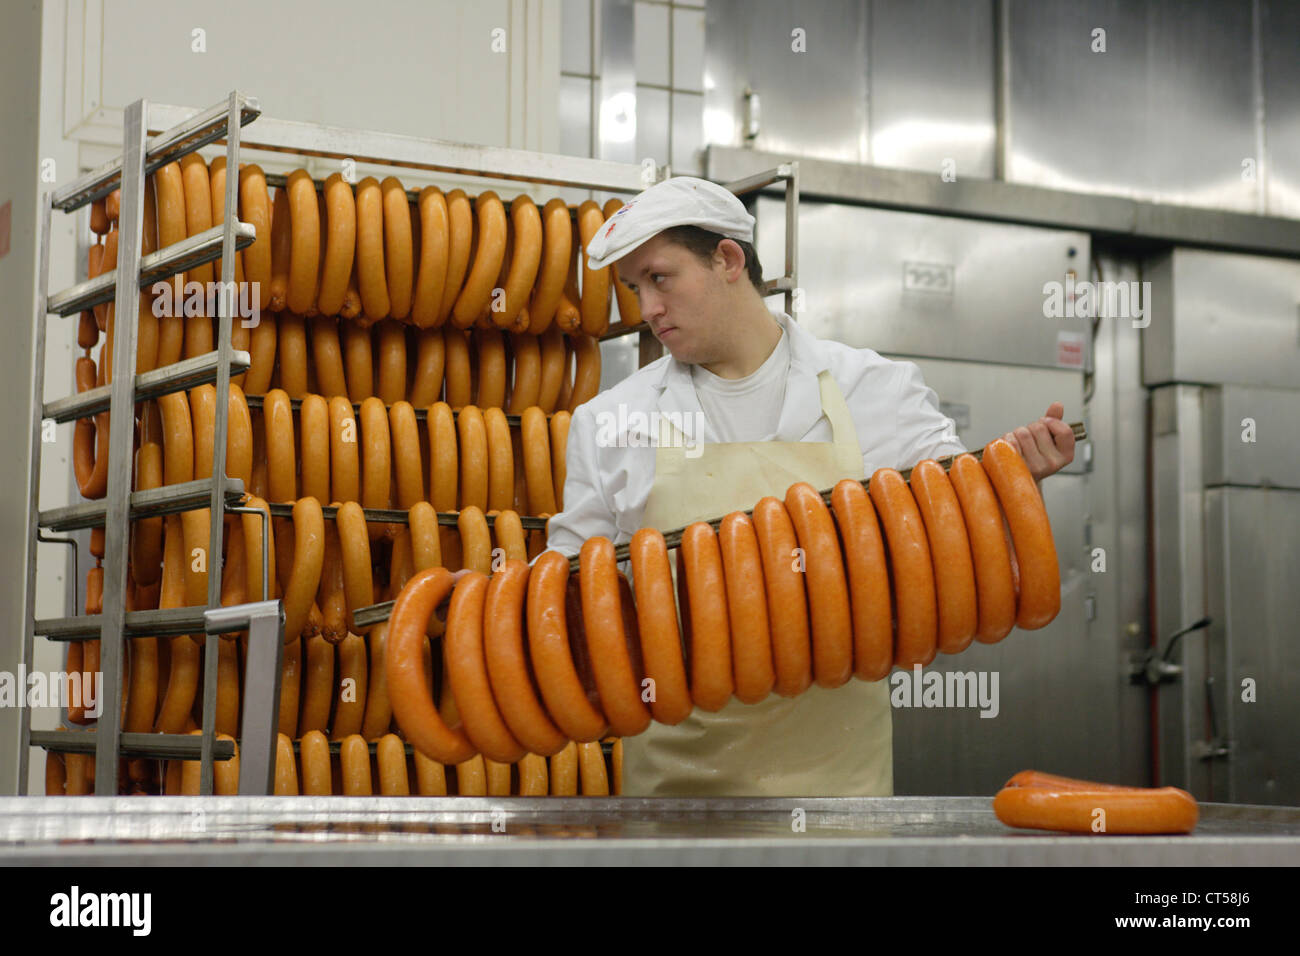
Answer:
1001 402 1075 481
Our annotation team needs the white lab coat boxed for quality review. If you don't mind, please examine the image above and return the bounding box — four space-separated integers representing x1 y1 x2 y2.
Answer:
545 310 967 556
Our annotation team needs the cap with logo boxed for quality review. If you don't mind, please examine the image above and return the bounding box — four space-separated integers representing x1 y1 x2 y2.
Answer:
584 176 756 270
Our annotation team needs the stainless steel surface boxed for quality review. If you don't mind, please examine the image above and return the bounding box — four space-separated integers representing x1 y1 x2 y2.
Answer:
704 0 868 164
38 478 245 532
17 194 53 795
753 195 1092 369
43 349 252 423
30 732 236 762
1150 385 1209 795
597 0 636 166
145 103 654 194
2 797 1297 866
724 162 798 318
706 145 1300 258
1202 386 1300 489
204 601 284 796
1262 0 1300 219
50 94 261 211
46 221 258 316
867 0 996 178
1206 487 1300 806
94 98 149 794
1006 1 1258 214
1143 249 1300 391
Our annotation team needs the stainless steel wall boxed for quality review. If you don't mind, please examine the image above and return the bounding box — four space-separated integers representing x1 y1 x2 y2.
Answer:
705 0 1300 219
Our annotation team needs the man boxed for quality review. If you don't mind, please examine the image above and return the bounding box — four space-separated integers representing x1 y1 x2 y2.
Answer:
544 176 1075 797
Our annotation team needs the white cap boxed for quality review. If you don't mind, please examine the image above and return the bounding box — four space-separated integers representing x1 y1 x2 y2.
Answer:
585 176 756 270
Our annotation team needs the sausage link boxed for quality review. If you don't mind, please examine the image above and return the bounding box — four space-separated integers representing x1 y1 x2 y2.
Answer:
785 481 854 688
981 438 1060 630
239 164 272 315
577 741 609 796
298 393 330 504
381 177 415 320
603 198 642 326
1004 769 1136 791
208 156 244 284
359 396 392 516
869 467 938 667
677 522 733 712
580 538 652 735
387 400 424 510
457 404 488 512
426 401 458 512
243 307 277 394
338 734 372 795
496 195 542 329
452 191 507 328
297 729 332 795
336 501 375 634
443 326 472 409
507 333 540 414
527 550 608 742
409 326 445 406
308 316 349 398
412 186 449 328
179 152 214 286
437 189 473 326
340 320 373 401
386 568 477 762
276 312 309 398
993 785 1199 835
482 406 514 512
829 479 892 681
354 176 390 320
262 389 296 502
457 506 493 573
283 497 325 643
576 201 611 336
361 621 394 739
949 454 1017 644
629 528 692 724
215 638 241 737
299 631 336 734
241 495 276 605
131 427 164 587
911 459 979 654
567 333 601 411
491 509 527 563
374 318 408 405
549 411 571 511
516 406 558 517
331 632 368 740
548 740 578 795
718 512 775 703
751 497 813 697
536 323 566 413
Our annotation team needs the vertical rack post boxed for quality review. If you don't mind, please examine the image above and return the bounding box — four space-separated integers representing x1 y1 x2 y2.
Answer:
16 194 53 795
197 91 243 795
93 98 149 794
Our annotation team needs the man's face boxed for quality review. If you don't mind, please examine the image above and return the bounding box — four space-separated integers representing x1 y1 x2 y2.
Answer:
614 234 731 365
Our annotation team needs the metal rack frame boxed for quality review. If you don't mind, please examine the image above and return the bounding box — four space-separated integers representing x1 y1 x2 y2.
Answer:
22 96 800 796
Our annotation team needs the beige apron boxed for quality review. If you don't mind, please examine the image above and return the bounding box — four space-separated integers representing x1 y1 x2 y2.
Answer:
621 369 894 797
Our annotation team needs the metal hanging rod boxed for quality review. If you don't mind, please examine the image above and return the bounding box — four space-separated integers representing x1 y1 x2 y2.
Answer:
244 392 565 426
45 350 251 423
260 501 549 531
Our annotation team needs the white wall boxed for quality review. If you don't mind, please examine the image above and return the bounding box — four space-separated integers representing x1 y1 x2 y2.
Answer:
7 0 562 794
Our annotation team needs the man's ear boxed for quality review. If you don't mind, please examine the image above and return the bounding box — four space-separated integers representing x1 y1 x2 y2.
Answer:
715 239 747 283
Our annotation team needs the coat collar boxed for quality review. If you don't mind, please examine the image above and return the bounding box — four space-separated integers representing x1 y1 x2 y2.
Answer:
652 311 832 443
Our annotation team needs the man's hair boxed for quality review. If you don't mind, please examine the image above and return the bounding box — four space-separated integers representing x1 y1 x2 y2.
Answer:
657 225 766 294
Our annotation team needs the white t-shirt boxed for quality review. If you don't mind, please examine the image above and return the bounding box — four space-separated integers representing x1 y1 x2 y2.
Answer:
689 325 791 442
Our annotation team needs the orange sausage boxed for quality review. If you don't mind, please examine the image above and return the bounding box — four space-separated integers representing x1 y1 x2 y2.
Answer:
527 550 608 742
443 571 526 762
409 326 446 406
332 632 368 740
491 509 527 563
339 734 373 795
785 482 853 688
518 406 557 516
317 172 356 316
829 479 892 681
273 733 299 794
457 405 488 512
215 637 241 737
154 161 188 307
355 177 390 321
90 195 109 234
677 522 733 712
549 411 571 510
628 528 692 724
580 538 652 736
1004 769 1136 791
376 733 411 795
412 186 449 328
240 494 276 604
341 321 374 401
262 389 296 502
243 307 277 394
299 729 332 795
155 518 199 734
438 188 473 326
496 195 542 329
474 327 507 409
869 467 938 667
328 396 360 504
382 177 415 321
335 501 375 633
276 312 308 398
267 186 292 312
361 621 393 740
73 412 109 499
385 568 477 763
981 438 1060 630
208 156 245 283
388 401 424 509
414 750 448 795
375 319 408 405
45 749 66 795
299 633 335 734
442 326 472 409
549 740 578 795
536 314 567 413
526 199 571 335
718 511 774 704
179 152 214 286
298 393 330 503
359 396 392 515
482 559 567 755
452 191 507 328
576 200 611 336
309 316 349 399
567 333 601 411
578 741 609 796
283 496 325 643
751 497 812 697
910 460 978 654
482 406 514 512
427 401 458 512
284 169 320 315
518 752 549 795
457 506 493 574
507 334 541 414
238 164 272 315
949 455 1017 644
993 785 1199 835
77 311 98 350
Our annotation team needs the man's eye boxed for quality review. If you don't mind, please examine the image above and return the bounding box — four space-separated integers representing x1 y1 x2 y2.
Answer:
652 274 667 284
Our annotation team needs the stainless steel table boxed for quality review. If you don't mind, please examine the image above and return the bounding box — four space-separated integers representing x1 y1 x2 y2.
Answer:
3 796 1298 865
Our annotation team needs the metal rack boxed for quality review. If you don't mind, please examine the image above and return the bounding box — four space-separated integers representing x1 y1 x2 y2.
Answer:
21 92 282 796
22 95 800 796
